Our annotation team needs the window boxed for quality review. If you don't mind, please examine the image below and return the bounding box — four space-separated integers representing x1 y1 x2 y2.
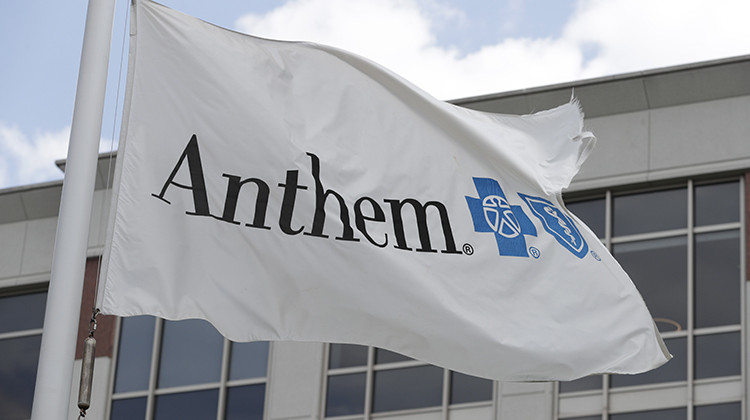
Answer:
695 402 741 419
0 291 47 420
610 407 687 420
324 344 493 418
558 179 744 418
109 316 269 420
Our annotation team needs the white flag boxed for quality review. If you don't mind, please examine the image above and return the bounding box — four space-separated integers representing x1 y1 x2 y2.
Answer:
98 0 670 381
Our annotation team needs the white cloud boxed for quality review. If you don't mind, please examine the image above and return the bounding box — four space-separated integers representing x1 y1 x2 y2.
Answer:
236 0 750 100
565 0 750 78
9 0 748 190
0 123 70 188
0 122 117 189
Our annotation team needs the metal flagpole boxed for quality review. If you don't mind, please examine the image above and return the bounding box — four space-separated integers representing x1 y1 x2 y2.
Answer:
30 0 116 419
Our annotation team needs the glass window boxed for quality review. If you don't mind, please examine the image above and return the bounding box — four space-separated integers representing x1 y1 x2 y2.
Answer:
695 181 739 226
613 188 687 236
564 417 601 420
695 402 741 419
325 373 366 417
111 317 269 420
0 291 46 420
610 407 686 420
324 345 493 417
229 341 269 380
611 337 686 387
560 178 744 418
566 198 605 238
372 365 443 412
110 397 147 420
158 319 223 388
328 343 368 369
0 335 42 420
114 316 155 392
695 332 741 379
0 292 46 333
614 237 687 332
225 384 265 420
559 375 602 393
154 389 219 420
695 230 740 328
449 371 493 404
375 348 412 364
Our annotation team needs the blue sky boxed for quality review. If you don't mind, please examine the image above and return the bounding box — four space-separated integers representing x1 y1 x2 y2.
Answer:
1 0 749 189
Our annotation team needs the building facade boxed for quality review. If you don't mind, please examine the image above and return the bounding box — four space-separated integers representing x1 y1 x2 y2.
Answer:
1 55 749 420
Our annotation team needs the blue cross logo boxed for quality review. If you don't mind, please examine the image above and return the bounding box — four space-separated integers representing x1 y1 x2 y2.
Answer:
465 177 537 257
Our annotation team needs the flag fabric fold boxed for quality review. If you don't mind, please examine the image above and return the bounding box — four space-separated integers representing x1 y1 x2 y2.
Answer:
98 0 670 381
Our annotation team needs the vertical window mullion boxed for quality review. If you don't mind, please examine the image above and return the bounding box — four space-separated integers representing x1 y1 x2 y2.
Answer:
216 337 231 420
601 374 608 420
320 344 331 420
364 346 374 420
441 369 449 419
605 189 612 250
263 341 274 420
604 189 612 420
741 175 748 420
145 317 163 420
492 380 499 420
687 180 695 420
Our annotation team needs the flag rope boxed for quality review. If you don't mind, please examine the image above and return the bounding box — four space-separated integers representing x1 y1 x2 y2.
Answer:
93 0 131 311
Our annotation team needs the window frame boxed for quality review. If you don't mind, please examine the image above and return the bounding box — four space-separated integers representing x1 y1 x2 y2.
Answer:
557 176 746 420
0 285 48 420
322 344 497 419
107 316 271 420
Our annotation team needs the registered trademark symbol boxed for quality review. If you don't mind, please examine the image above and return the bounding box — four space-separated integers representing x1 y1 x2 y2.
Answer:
590 250 601 261
529 247 540 259
462 243 474 255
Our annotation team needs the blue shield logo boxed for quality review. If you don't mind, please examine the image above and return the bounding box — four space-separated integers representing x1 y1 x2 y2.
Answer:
518 193 588 259
466 178 537 257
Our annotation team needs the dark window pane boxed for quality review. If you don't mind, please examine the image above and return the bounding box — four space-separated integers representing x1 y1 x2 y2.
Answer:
110 397 147 420
229 341 269 380
0 335 41 420
154 389 219 420
375 348 411 364
695 332 741 379
114 316 155 392
695 402 741 419
566 198 605 239
614 237 687 332
372 365 443 412
329 343 368 369
0 292 46 333
611 337 685 387
225 384 265 420
613 188 686 236
158 319 223 388
559 375 602 393
450 371 492 404
695 230 740 328
611 407 686 420
695 181 739 226
325 373 366 417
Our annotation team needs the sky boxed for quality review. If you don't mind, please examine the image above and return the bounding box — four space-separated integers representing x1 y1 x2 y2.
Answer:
1 0 749 190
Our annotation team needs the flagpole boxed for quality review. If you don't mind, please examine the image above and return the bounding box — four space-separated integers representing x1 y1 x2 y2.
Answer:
30 0 116 419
